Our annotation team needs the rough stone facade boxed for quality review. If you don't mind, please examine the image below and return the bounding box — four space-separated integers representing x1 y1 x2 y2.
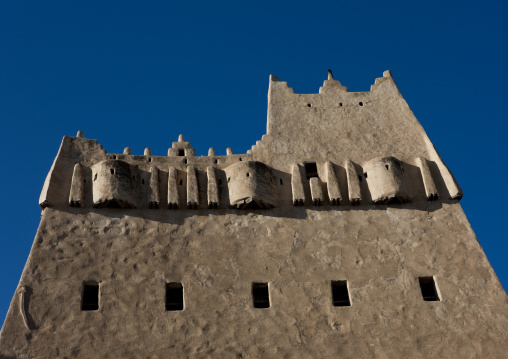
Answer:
1 71 507 358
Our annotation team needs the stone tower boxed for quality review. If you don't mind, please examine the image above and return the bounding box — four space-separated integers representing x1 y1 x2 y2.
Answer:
1 71 507 358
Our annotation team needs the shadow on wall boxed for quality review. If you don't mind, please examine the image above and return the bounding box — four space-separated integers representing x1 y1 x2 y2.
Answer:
52 199 448 227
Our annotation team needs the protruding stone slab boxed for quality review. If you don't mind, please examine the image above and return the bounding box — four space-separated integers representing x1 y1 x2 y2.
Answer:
167 166 179 209
417 157 438 201
309 177 323 206
149 166 160 209
345 160 361 205
363 156 410 204
291 163 305 206
92 160 138 208
325 161 341 205
187 166 199 209
69 163 84 207
224 161 276 209
207 166 219 209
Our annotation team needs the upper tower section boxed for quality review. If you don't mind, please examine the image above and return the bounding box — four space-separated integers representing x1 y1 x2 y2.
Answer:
266 70 424 163
38 71 463 211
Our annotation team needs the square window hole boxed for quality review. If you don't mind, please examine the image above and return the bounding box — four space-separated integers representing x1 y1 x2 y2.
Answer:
166 282 184 311
331 280 351 307
304 162 318 179
419 277 440 301
82 282 99 311
252 282 270 309
178 149 185 156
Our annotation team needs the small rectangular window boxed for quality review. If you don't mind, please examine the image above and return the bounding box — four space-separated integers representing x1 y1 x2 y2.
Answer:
419 277 440 301
82 283 99 311
178 149 185 156
331 280 351 307
252 282 270 308
166 282 184 311
304 162 318 179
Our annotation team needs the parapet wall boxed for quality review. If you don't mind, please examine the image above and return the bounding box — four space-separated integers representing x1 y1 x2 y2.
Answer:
39 71 462 211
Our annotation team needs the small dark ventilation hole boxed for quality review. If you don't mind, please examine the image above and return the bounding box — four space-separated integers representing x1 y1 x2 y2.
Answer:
214 159 218 164
358 175 362 182
419 277 440 301
239 157 242 161
359 102 363 106
307 104 311 107
178 149 185 156
331 280 351 307
252 282 270 309
148 158 151 162
385 165 389 170
228 177 231 183
218 179 222 185
280 178 283 185
364 173 368 178
142 179 145 185
110 169 114 175
94 174 97 181
304 162 318 179
246 173 250 177
82 282 99 311
179 179 183 185
184 159 187 164
339 103 343 107
84 179 86 183
166 282 184 311
112 156 117 159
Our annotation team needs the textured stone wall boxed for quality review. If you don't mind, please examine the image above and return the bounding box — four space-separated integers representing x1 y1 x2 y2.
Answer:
1 205 507 358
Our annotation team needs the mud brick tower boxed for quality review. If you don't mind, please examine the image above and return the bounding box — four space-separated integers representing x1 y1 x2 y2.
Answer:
1 71 507 358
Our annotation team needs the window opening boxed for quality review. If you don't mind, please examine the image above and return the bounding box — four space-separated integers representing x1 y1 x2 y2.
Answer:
359 102 363 106
331 280 351 307
178 149 185 156
280 178 283 185
419 277 440 301
166 282 184 311
385 165 389 170
252 282 270 308
304 162 318 179
82 282 99 311
110 169 114 175
179 179 183 185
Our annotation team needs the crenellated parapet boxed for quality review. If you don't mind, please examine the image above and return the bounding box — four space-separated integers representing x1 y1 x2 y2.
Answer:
54 132 453 210
39 70 463 212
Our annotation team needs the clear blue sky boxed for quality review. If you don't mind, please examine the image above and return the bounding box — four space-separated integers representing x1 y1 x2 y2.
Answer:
1 1 507 325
